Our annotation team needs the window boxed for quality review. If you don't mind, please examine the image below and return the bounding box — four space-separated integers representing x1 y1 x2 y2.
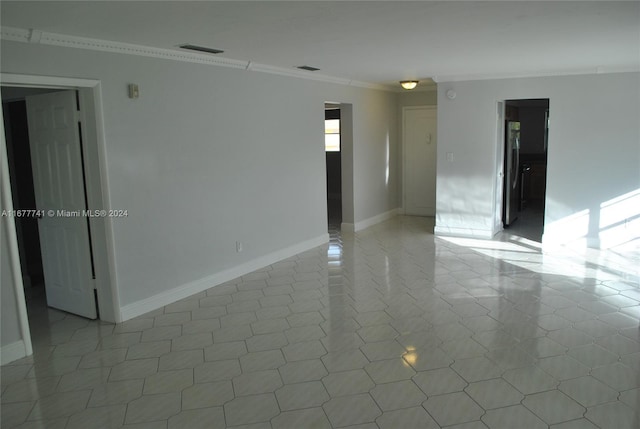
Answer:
325 118 340 152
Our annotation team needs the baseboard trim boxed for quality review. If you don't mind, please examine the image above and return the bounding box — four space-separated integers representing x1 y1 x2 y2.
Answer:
354 208 401 232
434 225 496 239
120 234 330 321
1 340 27 365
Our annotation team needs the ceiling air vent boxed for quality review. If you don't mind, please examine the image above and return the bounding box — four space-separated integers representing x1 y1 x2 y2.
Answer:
297 65 320 72
179 44 224 55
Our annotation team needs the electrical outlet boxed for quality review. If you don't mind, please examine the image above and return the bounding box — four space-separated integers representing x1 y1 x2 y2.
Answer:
236 241 243 252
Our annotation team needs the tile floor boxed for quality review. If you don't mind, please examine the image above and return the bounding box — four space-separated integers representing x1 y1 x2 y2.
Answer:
2 215 639 428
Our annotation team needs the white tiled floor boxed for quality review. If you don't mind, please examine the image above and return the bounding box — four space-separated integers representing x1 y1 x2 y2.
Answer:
2 215 639 428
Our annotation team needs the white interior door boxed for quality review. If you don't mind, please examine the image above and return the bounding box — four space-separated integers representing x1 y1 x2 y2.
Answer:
26 90 96 319
404 107 437 216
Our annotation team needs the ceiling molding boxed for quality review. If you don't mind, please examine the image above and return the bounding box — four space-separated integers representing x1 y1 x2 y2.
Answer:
432 66 640 84
248 62 388 91
2 26 249 69
6 26 631 91
0 26 392 92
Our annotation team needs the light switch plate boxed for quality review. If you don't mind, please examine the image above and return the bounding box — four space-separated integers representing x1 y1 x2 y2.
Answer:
128 83 139 99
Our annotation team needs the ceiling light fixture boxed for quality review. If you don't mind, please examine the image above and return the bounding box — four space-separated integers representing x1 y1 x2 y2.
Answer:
400 81 419 90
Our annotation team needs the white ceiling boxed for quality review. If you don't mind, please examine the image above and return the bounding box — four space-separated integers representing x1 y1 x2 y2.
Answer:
2 1 639 88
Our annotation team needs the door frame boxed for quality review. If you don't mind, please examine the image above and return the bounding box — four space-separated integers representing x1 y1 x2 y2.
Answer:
402 105 437 214
324 102 354 232
494 101 506 233
495 98 550 239
1 73 121 355
340 103 354 231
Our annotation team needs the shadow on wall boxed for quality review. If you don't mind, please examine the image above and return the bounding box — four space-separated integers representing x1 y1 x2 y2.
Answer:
544 189 640 251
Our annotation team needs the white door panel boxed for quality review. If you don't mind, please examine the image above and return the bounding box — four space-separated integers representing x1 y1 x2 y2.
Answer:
404 108 437 216
26 91 96 319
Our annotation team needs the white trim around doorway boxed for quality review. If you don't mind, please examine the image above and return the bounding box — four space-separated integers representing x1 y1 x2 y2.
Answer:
1 73 121 361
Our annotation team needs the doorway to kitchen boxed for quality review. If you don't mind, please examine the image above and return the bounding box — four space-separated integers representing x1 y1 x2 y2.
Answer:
503 99 550 242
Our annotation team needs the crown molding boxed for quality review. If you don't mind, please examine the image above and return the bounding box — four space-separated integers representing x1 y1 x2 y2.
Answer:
2 26 248 70
432 66 640 83
248 62 388 91
3 27 636 89
1 26 391 91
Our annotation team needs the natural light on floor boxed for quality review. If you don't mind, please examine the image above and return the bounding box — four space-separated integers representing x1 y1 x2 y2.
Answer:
440 234 638 284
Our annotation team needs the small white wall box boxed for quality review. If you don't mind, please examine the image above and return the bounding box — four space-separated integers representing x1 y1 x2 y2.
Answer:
128 84 140 99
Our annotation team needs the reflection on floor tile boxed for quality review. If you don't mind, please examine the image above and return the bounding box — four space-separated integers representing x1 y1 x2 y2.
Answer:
2 216 639 428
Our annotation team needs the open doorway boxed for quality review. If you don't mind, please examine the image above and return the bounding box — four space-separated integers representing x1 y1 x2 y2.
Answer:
503 98 550 242
1 74 118 362
325 103 342 231
2 87 101 328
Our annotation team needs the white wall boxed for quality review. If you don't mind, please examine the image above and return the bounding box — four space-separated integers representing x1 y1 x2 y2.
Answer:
435 72 640 249
353 91 399 223
398 90 437 109
0 40 399 323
